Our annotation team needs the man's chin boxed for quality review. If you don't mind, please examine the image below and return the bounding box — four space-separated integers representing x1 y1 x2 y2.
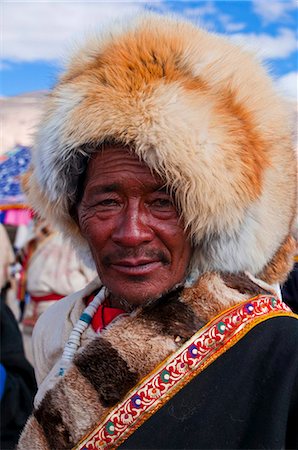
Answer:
107 283 174 310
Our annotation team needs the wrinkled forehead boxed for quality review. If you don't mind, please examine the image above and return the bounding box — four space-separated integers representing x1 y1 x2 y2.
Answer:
84 144 167 193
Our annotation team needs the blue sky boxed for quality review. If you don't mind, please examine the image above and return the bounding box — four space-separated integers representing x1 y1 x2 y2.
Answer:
1 0 297 99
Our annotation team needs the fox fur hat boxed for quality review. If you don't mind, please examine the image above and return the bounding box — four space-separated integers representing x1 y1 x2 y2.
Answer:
28 14 296 284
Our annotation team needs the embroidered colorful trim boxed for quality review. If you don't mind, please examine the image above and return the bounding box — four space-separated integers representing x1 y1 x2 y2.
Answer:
76 295 295 450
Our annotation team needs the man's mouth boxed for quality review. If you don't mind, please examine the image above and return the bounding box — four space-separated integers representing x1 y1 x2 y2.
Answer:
110 259 163 275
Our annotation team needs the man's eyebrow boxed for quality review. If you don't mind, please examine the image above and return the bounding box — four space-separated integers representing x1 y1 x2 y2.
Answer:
87 183 169 195
88 183 120 194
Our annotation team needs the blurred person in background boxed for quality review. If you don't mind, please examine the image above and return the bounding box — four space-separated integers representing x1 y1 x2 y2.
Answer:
0 224 15 305
14 217 49 322
0 297 37 449
0 214 36 449
18 217 96 332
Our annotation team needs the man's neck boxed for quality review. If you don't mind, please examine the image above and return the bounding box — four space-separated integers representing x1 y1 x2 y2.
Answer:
108 293 135 312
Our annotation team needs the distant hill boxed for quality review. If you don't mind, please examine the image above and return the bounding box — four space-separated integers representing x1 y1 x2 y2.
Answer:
1 91 47 154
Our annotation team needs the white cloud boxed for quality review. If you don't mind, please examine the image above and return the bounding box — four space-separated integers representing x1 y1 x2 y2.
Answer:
252 0 297 24
224 22 246 33
182 3 246 33
183 2 218 18
181 2 218 30
275 71 298 99
230 28 297 60
217 13 246 32
2 1 146 62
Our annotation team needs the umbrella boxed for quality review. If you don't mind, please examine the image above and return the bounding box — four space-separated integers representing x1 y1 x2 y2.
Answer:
0 146 32 225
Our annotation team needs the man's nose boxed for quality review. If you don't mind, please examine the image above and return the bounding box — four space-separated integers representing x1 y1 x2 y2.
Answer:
112 204 154 247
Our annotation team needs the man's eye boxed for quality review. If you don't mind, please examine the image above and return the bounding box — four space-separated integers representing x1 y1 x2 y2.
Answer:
98 199 119 207
151 198 173 208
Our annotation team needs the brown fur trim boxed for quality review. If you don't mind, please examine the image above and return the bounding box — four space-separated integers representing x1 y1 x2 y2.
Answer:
17 417 50 450
102 317 178 380
60 366 106 443
34 391 74 449
141 287 204 340
220 272 271 296
259 235 296 284
182 272 250 323
74 337 138 407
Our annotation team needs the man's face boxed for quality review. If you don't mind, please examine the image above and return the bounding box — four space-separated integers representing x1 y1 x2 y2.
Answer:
77 146 192 306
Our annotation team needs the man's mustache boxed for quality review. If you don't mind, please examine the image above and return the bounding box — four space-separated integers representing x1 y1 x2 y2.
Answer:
102 248 170 265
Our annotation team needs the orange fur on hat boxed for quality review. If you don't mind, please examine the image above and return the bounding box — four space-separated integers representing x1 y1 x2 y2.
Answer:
28 14 296 283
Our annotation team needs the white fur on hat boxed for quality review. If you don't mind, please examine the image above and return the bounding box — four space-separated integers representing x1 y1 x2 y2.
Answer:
28 14 297 283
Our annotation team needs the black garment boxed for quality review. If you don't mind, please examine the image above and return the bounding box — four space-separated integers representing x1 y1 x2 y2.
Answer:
0 303 37 449
282 262 298 314
121 316 298 449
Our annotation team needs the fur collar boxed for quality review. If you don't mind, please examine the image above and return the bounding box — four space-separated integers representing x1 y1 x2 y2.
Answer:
18 272 274 450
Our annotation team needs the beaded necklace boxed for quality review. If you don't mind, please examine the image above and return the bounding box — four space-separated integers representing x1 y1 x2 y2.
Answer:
57 286 106 377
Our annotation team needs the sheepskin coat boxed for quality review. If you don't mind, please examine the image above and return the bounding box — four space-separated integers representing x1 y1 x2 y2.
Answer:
18 272 298 449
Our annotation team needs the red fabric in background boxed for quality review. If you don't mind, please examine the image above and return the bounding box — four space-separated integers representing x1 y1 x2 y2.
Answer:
31 293 64 302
